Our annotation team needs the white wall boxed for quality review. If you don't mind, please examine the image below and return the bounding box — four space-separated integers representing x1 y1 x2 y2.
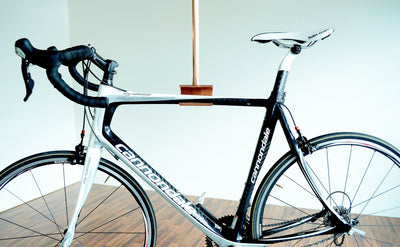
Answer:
1 0 399 202
69 0 400 200
0 0 77 167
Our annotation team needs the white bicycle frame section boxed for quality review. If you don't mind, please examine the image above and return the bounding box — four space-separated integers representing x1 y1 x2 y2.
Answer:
60 49 352 247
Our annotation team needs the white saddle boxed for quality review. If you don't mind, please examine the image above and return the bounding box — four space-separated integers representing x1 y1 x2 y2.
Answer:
251 28 334 49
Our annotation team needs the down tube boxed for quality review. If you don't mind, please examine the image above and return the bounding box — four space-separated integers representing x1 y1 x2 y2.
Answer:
101 126 224 239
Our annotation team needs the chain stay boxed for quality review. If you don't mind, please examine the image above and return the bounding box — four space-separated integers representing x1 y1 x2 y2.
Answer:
261 211 346 247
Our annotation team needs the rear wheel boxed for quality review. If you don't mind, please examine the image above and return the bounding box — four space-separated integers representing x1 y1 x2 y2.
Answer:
0 150 157 247
251 132 400 246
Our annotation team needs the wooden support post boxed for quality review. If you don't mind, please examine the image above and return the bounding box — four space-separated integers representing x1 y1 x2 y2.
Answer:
192 0 199 87
180 0 213 98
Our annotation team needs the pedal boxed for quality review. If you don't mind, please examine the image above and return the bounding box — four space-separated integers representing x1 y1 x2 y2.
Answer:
348 228 366 236
196 192 206 205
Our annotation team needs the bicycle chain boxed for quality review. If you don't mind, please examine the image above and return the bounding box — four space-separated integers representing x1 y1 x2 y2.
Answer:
262 212 321 228
304 233 345 247
263 212 346 247
205 212 343 247
205 237 219 247
303 235 335 247
206 235 338 247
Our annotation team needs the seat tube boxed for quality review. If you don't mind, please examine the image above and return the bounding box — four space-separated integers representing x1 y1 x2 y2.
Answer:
271 46 300 101
231 47 301 239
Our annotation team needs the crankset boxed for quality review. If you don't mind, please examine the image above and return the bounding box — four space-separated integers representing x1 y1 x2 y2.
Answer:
205 215 235 247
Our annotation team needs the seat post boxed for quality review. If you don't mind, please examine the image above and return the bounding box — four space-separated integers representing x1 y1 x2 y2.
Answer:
270 45 301 103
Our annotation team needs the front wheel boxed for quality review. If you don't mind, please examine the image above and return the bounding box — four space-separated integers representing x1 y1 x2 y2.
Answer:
250 132 400 246
0 150 157 247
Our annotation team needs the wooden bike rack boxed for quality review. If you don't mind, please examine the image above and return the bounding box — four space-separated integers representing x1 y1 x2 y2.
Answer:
180 0 213 102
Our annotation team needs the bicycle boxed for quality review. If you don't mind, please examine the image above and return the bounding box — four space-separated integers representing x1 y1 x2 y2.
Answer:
1 27 399 246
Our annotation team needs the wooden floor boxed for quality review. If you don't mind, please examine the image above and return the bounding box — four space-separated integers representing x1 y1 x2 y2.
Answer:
148 193 400 247
147 191 238 247
0 183 238 247
1 183 399 246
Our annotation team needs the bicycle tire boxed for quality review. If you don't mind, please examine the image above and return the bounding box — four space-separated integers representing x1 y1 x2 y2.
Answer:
250 132 400 246
0 150 157 247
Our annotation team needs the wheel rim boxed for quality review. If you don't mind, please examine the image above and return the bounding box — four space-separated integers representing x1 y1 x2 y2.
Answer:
252 135 400 246
0 154 153 246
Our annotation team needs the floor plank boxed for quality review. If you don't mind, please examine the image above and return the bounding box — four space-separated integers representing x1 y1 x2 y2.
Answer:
147 191 238 247
1 184 399 246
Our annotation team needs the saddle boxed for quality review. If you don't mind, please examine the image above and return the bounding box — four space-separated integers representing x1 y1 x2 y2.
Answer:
251 28 334 49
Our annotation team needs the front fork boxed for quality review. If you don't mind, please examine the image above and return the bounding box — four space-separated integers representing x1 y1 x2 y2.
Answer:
60 144 102 247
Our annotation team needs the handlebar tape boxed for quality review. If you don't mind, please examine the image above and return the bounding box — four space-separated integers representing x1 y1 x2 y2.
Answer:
15 38 108 108
68 62 100 91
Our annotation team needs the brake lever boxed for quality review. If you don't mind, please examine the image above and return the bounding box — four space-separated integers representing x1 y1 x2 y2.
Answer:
21 59 34 102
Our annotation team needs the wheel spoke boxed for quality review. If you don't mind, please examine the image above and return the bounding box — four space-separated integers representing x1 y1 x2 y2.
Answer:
342 145 353 206
4 188 63 230
75 207 141 240
351 151 375 206
283 174 316 198
0 217 60 242
30 170 63 237
270 195 316 218
325 148 332 206
76 231 146 235
77 184 122 225
356 234 400 246
304 160 341 210
62 164 70 226
0 151 154 246
353 184 400 210
356 163 395 218
253 133 400 247
359 205 400 218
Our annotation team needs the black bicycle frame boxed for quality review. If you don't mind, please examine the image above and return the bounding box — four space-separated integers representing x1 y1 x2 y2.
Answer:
232 70 297 240
96 69 298 244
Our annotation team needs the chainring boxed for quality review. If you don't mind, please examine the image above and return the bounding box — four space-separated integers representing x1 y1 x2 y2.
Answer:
205 215 235 247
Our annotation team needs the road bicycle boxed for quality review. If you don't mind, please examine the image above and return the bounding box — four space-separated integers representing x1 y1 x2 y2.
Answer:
1 28 399 246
